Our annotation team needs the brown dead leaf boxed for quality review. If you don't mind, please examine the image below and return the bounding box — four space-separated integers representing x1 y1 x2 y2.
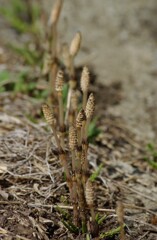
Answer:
151 215 157 226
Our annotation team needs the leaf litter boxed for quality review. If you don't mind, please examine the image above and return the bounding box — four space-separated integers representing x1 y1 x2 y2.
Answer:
0 90 157 239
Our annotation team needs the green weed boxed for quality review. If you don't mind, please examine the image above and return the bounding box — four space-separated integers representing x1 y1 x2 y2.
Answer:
56 206 79 234
0 0 41 34
62 219 79 234
62 83 69 107
90 163 103 182
144 143 157 169
0 69 48 99
86 233 91 240
95 213 107 225
9 44 41 66
100 224 125 239
0 70 11 92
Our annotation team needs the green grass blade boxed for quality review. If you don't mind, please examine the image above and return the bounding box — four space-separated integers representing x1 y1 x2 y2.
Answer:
90 163 103 182
100 224 125 239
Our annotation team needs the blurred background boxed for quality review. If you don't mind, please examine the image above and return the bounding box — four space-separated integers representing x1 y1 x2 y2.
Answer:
0 0 157 142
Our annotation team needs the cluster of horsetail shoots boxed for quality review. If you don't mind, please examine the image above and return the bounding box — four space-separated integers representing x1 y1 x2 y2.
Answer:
42 0 99 236
42 65 96 233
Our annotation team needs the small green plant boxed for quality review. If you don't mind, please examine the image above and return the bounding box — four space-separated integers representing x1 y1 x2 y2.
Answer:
0 0 49 103
144 143 157 169
0 0 41 34
62 219 79 234
100 224 126 239
1 0 43 80
9 44 41 66
62 83 69 107
14 71 33 93
0 69 48 99
0 70 11 92
96 214 107 225
90 163 103 182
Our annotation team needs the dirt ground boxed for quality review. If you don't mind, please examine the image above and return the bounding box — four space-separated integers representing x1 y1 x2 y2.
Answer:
0 0 157 239
58 0 157 141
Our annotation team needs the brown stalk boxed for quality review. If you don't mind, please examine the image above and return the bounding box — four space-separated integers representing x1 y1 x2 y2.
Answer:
56 70 65 148
75 147 87 229
68 90 78 125
49 62 58 99
48 0 63 98
59 151 73 201
80 66 90 109
42 104 73 205
69 125 79 226
75 109 87 188
68 110 75 126
61 43 71 71
65 32 82 125
81 135 89 186
81 93 95 184
65 79 77 126
85 179 99 237
81 147 89 186
116 201 125 240
76 109 86 146
69 31 82 76
69 126 87 228
49 0 63 57
69 125 78 170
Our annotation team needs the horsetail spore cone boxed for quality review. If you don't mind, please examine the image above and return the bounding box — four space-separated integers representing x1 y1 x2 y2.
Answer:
85 179 94 207
81 66 90 109
85 93 95 120
55 69 64 92
42 103 56 126
85 179 98 236
69 31 82 58
81 66 90 92
76 109 86 146
42 103 62 151
49 0 63 26
76 109 86 129
69 125 77 151
43 7 100 234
